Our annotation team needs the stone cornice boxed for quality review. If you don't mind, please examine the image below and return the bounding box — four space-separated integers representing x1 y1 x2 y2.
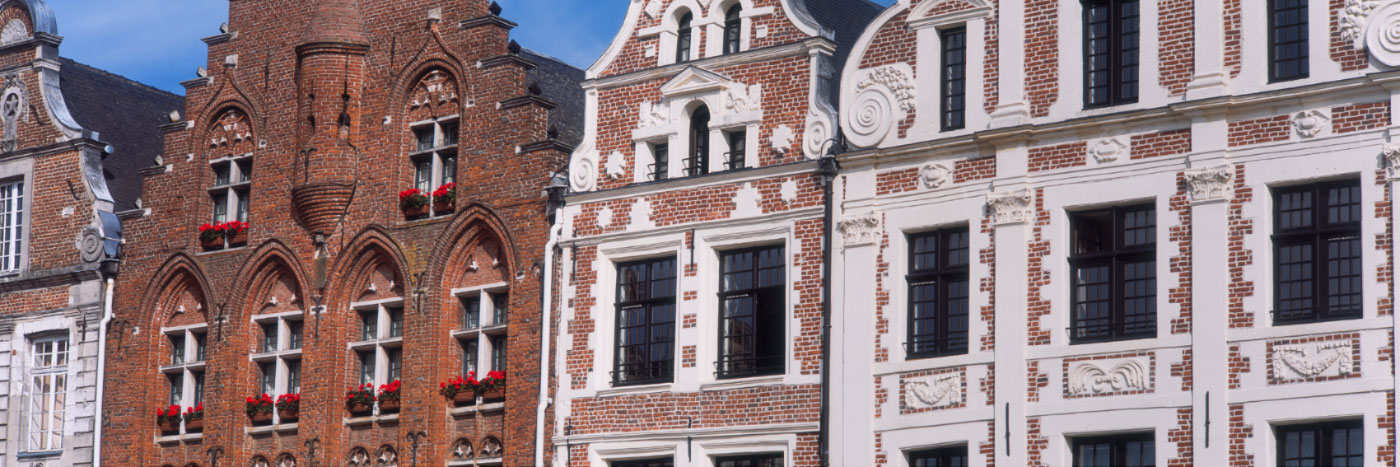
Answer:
582 38 834 91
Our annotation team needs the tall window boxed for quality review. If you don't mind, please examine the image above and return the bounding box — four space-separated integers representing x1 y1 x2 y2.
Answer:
614 257 677 385
1273 180 1363 324
210 159 252 220
723 5 743 55
27 336 66 452
461 340 478 375
687 106 710 177
410 117 459 217
1268 0 1309 82
676 12 694 62
907 228 970 358
453 287 508 381
1070 204 1156 343
160 326 206 433
352 301 405 402
0 179 23 272
716 453 783 467
251 312 304 423
1276 420 1362 467
490 335 507 372
1083 0 1139 108
908 445 967 467
1073 433 1154 467
940 27 966 131
651 143 670 181
725 130 746 171
718 245 786 378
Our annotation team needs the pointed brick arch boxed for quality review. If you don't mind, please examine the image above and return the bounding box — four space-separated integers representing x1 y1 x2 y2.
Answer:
329 226 413 309
143 254 216 328
428 203 521 286
227 240 312 321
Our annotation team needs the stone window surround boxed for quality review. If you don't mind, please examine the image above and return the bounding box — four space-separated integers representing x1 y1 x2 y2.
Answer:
632 96 762 184
11 316 75 458
696 226 794 388
250 311 303 424
639 0 774 68
0 156 31 276
407 114 460 218
348 297 404 412
159 323 207 434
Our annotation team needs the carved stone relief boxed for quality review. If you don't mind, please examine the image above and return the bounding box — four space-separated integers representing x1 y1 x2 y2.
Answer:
1384 145 1400 180
985 190 1032 225
780 179 798 204
919 163 951 189
605 151 626 179
597 206 614 229
904 372 963 410
1183 165 1234 204
1290 110 1329 139
839 214 882 246
1272 340 1355 382
846 64 916 148
1340 1 1400 66
1068 358 1151 396
450 438 475 460
771 124 795 157
0 19 26 46
569 151 598 192
0 73 27 153
724 83 762 114
630 197 655 230
1089 137 1127 164
639 101 669 128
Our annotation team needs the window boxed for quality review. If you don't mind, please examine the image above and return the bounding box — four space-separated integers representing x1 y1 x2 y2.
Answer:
614 257 677 385
908 445 967 467
686 106 710 177
26 336 65 452
1268 0 1308 82
614 459 674 467
723 5 742 55
209 159 251 225
462 296 481 329
1073 433 1154 467
490 335 507 372
717 245 786 378
907 228 970 358
1070 204 1156 343
716 454 783 467
725 130 746 171
461 340 478 375
409 117 459 218
492 292 509 325
940 27 967 131
677 12 693 62
651 143 670 181
351 300 405 407
454 287 509 379
358 350 376 385
252 312 303 423
159 327 206 433
1276 420 1362 467
1273 180 1363 324
0 179 23 272
1083 0 1139 108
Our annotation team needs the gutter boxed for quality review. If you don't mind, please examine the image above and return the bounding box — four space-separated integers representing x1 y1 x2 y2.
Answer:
815 154 840 466
93 271 116 466
537 177 567 466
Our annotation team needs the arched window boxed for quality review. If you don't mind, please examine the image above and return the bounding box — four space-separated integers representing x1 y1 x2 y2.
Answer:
723 5 742 55
676 12 694 63
686 106 710 177
205 109 254 250
405 69 460 220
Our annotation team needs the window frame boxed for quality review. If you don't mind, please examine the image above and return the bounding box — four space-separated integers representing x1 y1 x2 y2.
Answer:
676 12 694 63
714 452 784 467
686 106 711 177
159 325 208 434
208 155 252 235
724 129 747 171
905 227 971 359
25 334 68 453
1267 0 1309 83
350 300 405 412
613 458 675 467
722 5 743 55
1274 419 1363 467
0 177 26 273
1271 179 1363 325
939 26 967 131
452 284 509 381
1081 0 1140 109
716 244 787 379
907 444 968 467
1071 432 1156 467
250 311 304 424
612 256 678 386
1068 203 1157 344
650 142 671 181
408 116 460 218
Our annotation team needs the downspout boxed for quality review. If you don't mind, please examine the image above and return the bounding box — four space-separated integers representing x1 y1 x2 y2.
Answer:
815 152 840 467
537 175 568 466
94 263 117 467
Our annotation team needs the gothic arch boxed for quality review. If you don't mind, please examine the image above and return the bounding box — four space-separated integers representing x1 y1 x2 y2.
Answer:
384 25 469 116
227 240 312 321
346 446 371 466
330 226 412 305
141 254 216 328
374 445 398 465
427 203 521 284
479 436 503 459
448 438 474 461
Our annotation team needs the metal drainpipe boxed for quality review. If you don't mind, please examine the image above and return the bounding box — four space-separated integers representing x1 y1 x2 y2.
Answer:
537 175 568 466
816 152 840 467
94 259 119 467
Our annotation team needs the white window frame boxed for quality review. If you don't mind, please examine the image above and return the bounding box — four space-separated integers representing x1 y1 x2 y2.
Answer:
209 154 252 225
350 299 405 412
409 115 459 218
250 311 303 424
451 283 510 380
0 175 27 274
159 324 208 434
25 334 68 453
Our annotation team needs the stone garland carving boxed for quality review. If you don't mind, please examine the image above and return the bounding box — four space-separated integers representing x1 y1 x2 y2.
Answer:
905 373 963 410
839 214 882 246
985 190 1032 225
1342 1 1400 66
639 101 669 128
1183 165 1234 204
1089 138 1127 164
1068 359 1150 396
1384 145 1400 180
1273 341 1355 382
1341 0 1381 45
847 64 916 148
1290 110 1329 139
569 151 599 192
919 163 951 189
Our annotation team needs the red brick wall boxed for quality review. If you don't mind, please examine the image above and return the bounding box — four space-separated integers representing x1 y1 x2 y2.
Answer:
1026 189 1053 346
1167 408 1194 466
1378 170 1395 318
1168 172 1193 334
1227 114 1290 147
1331 0 1370 72
955 156 997 183
983 0 1000 115
1132 129 1192 160
1157 0 1194 96
1224 0 1242 78
876 167 919 196
1227 165 1256 328
1024 0 1059 117
1228 403 1255 467
1028 142 1087 173
1333 101 1391 134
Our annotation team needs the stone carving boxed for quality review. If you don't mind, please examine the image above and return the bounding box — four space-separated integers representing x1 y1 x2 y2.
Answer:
1089 138 1127 164
605 151 626 179
733 183 762 217
639 101 669 128
275 453 296 467
771 124 795 156
451 438 475 460
645 0 664 19
804 109 834 159
1384 145 1400 179
847 64 916 148
375 445 397 466
1365 2 1400 66
597 206 614 229
208 109 254 156
1341 0 1381 44
1291 110 1329 139
410 69 459 109
839 214 882 246
569 151 598 192
1068 359 1150 395
780 179 798 203
985 190 1032 225
1183 165 1234 203
251 457 270 467
1273 341 1355 382
724 83 762 114
347 448 371 466
0 74 26 153
0 19 27 46
79 227 104 264
919 163 951 189
480 437 503 458
905 373 962 410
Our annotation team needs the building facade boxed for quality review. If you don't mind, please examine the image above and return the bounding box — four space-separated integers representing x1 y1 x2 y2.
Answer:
830 0 1400 466
550 0 879 466
99 0 579 465
0 0 182 466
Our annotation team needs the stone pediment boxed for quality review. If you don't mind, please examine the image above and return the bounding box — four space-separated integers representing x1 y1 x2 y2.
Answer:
660 66 734 97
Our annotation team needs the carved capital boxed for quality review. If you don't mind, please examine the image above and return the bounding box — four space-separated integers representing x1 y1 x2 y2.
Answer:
985 190 1032 225
1183 165 1234 204
838 214 882 247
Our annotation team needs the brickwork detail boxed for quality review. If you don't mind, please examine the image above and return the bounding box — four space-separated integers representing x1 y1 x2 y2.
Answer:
980 217 996 353
1228 114 1291 147
1224 0 1242 78
1169 171 1193 334
982 0 1000 115
1028 142 1087 173
1227 165 1256 328
874 226 892 363
1228 344 1251 389
876 167 919 196
1331 0 1371 71
567 385 821 434
1132 129 1192 160
1171 348 1193 392
1026 417 1049 467
1157 0 1194 96
1024 0 1059 117
955 156 997 183
1026 189 1053 346
1382 391 1397 466
1167 408 1194 467
1027 361 1049 401
1229 403 1255 467
1333 101 1391 134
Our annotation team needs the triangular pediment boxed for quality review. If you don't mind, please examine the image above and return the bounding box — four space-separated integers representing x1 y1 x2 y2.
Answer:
660 66 733 97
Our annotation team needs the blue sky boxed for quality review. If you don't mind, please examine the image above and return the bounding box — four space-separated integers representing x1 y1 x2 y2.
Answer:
48 0 893 95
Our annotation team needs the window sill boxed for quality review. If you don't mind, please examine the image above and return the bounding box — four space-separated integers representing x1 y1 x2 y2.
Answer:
154 432 202 445
160 361 207 373
246 423 298 435
700 374 784 392
480 401 505 413
196 245 248 256
344 412 399 427
250 349 301 362
474 457 503 466
451 329 480 340
481 323 508 335
17 450 62 459
597 382 673 398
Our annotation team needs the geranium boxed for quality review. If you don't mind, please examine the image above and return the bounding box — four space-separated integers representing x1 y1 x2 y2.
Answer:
438 372 480 398
377 379 403 402
223 221 248 235
183 403 204 422
156 404 183 424
477 370 506 392
399 189 429 210
345 383 376 407
431 182 457 204
198 222 226 243
244 393 274 417
275 393 300 412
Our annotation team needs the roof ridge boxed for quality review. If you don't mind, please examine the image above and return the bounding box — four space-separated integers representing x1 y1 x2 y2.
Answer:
57 57 183 100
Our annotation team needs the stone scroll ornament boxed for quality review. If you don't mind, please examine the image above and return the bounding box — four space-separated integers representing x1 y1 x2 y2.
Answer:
569 151 599 192
905 373 963 409
1272 341 1354 382
1341 0 1400 66
847 64 916 148
1068 359 1150 395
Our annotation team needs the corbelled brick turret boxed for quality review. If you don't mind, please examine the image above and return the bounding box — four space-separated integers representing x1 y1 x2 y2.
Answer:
291 0 367 237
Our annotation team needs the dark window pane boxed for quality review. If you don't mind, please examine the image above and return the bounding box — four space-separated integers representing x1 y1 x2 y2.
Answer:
614 257 677 385
1083 0 1139 107
1070 204 1156 343
1273 180 1363 324
718 245 786 377
907 228 970 358
940 27 966 131
1269 0 1309 82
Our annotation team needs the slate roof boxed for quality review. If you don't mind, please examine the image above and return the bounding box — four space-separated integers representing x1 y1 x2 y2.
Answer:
523 48 585 150
803 0 886 106
58 58 184 212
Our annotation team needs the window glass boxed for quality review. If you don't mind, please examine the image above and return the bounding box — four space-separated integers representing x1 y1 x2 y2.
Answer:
170 335 185 365
652 143 670 181
941 27 967 131
1269 0 1309 82
491 335 507 372
726 130 746 170
1070 204 1156 343
1083 0 1140 107
908 228 970 358
1273 180 1363 324
1277 420 1362 467
718 245 786 377
492 293 509 325
723 5 742 54
1073 433 1154 467
688 107 710 176
0 180 23 272
676 13 693 62
614 257 677 385
909 445 967 467
463 296 481 329
716 453 783 467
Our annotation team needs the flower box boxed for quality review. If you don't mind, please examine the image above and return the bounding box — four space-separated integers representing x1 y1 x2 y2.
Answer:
378 399 401 413
345 383 376 416
183 403 204 432
452 391 476 405
200 236 224 250
475 370 506 401
245 393 274 424
376 380 402 412
156 404 182 434
477 385 505 401
433 199 455 215
185 418 205 432
432 183 457 215
399 189 430 219
347 402 374 416
158 419 179 434
402 204 429 219
224 221 248 246
278 408 299 422
275 393 300 423
249 411 273 424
